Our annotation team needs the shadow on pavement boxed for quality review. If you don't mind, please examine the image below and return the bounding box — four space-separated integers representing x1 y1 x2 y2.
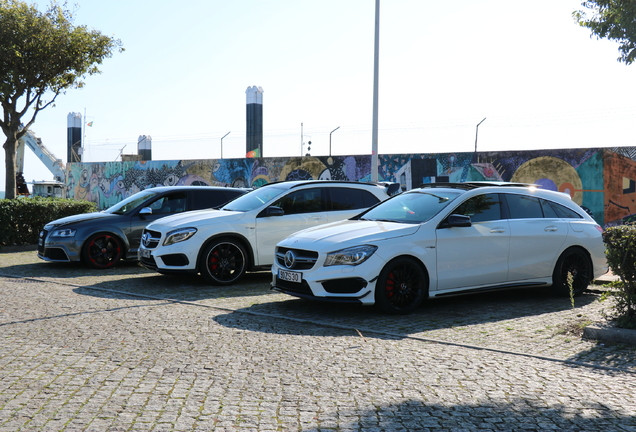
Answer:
71 271 274 302
311 399 636 431
213 285 603 338
0 259 149 278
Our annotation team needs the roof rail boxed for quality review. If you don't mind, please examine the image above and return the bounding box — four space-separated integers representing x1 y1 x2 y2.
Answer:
418 181 539 190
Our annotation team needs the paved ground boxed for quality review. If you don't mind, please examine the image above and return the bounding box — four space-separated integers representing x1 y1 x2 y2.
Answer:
0 251 635 431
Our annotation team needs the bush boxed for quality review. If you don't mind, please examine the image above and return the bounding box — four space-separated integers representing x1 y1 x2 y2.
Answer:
0 197 97 246
602 224 636 329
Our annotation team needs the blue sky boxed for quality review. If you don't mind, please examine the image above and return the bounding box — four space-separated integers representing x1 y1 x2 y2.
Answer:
4 0 636 191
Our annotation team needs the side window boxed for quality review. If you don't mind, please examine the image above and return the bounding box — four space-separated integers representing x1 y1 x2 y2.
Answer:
545 200 583 219
192 190 238 210
506 194 543 219
330 188 380 211
149 193 187 215
540 199 560 218
272 188 325 215
453 193 502 223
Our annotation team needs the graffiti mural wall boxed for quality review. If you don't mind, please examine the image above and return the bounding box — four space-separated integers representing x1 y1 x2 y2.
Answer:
66 147 636 227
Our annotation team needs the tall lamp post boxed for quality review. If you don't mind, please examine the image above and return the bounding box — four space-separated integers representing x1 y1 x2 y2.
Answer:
371 0 380 182
329 126 340 157
221 131 230 159
474 118 486 153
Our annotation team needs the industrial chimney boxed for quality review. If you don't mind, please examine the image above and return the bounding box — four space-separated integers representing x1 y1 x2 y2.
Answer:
67 112 82 162
138 135 152 161
245 86 263 158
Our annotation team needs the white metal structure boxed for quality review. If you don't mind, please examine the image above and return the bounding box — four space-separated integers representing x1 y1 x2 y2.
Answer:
16 130 66 196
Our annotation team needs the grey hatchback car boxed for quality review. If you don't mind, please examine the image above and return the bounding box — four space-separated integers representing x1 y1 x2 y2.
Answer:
37 186 248 269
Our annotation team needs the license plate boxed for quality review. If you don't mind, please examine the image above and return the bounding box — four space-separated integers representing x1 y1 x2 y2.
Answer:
278 269 302 283
140 248 151 258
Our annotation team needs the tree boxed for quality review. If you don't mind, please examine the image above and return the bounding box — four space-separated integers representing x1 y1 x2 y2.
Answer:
0 0 123 199
574 0 636 64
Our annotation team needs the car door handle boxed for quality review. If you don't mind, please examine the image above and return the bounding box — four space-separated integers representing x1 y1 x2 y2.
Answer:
489 227 506 233
544 226 558 232
309 216 324 221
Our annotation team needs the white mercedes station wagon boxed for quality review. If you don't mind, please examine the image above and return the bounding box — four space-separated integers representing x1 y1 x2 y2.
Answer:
272 182 608 314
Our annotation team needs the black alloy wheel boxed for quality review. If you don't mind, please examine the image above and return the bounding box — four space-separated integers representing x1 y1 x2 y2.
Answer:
552 248 592 297
375 257 428 314
82 233 123 269
199 239 247 285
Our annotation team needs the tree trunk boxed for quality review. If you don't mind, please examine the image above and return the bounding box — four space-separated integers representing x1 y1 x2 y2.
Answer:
3 135 18 200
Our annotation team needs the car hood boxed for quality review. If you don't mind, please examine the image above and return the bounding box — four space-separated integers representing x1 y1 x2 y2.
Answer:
44 212 118 228
282 219 420 247
146 209 245 230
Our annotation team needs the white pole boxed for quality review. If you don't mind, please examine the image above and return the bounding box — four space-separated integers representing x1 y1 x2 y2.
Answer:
371 0 380 182
221 131 230 159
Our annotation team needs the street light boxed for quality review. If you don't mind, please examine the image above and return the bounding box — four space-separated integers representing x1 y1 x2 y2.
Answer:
221 131 230 159
474 118 486 153
329 126 340 157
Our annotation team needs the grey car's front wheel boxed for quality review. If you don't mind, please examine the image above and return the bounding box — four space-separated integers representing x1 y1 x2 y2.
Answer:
82 233 123 269
199 238 247 285
552 248 592 297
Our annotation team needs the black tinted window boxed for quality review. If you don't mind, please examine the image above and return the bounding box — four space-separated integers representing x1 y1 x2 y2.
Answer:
453 193 502 222
546 200 583 219
149 192 187 214
506 194 543 219
273 188 325 215
330 188 380 211
192 189 243 210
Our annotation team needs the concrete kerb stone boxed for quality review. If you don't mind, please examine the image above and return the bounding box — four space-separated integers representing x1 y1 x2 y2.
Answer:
0 244 38 253
584 324 636 347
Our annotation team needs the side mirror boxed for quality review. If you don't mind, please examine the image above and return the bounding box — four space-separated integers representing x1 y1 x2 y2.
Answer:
445 214 472 228
139 207 153 216
257 206 284 218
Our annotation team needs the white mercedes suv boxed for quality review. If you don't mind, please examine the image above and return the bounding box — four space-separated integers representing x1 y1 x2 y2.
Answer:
272 182 608 314
139 180 400 285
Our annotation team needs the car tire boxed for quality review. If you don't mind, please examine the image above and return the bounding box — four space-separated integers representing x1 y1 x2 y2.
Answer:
375 257 428 314
82 233 123 269
199 238 247 285
552 247 592 297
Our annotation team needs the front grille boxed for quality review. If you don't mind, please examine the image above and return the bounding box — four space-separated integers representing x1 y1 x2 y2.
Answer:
275 247 319 270
274 277 314 296
141 229 161 249
44 248 69 261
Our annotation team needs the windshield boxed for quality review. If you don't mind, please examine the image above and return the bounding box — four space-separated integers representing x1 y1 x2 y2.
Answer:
107 190 159 215
358 190 461 224
221 185 288 212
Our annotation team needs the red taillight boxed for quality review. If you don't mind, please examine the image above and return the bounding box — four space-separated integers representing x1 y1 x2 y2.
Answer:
595 225 603 233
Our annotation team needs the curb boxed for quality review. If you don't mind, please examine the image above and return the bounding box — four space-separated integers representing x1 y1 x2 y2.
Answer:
0 245 37 253
583 325 636 346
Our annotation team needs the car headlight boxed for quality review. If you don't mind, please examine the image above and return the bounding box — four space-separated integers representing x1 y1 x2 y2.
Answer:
50 228 76 237
324 245 377 267
163 228 197 246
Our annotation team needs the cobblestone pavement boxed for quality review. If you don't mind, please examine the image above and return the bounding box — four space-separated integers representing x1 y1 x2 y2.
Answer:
0 251 635 431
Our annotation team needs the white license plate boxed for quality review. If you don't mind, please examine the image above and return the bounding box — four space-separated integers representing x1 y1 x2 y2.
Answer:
140 248 151 258
278 269 302 283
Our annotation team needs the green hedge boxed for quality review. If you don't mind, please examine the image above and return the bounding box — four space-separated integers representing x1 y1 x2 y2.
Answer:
602 224 636 329
0 197 97 247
